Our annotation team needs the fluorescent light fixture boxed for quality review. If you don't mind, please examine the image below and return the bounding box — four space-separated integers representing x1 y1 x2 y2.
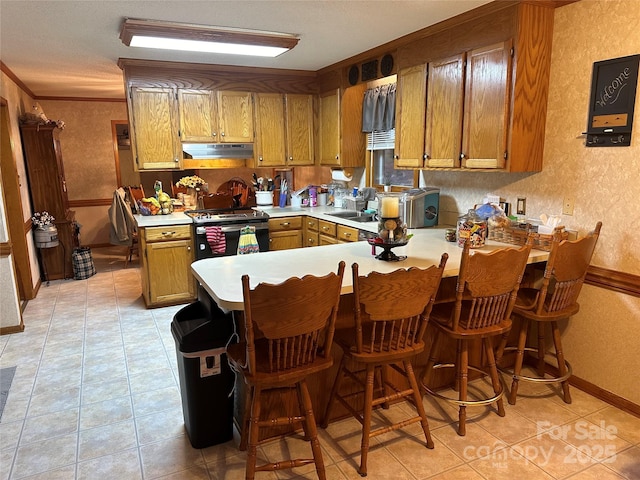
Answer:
120 18 298 58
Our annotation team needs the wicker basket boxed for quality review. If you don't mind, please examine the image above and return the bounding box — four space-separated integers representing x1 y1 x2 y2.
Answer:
488 224 568 251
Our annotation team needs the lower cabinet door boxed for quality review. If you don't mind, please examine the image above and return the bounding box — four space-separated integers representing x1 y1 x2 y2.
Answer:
269 230 302 250
146 239 195 305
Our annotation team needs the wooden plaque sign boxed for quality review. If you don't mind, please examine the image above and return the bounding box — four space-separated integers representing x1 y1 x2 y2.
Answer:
586 54 640 147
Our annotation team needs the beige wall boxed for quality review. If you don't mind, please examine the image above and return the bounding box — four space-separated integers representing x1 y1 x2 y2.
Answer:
425 0 640 404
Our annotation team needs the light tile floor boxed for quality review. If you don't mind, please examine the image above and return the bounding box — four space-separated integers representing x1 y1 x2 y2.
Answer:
1 246 639 479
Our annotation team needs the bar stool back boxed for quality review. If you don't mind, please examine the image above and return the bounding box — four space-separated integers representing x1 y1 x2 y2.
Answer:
421 239 532 436
322 255 448 477
227 261 345 480
498 222 602 405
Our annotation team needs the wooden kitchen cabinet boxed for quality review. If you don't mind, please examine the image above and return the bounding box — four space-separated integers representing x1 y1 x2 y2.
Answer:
178 89 254 144
20 124 77 280
285 94 315 166
318 219 338 245
140 225 195 307
337 224 359 243
129 87 182 170
395 43 510 171
303 216 319 247
268 216 303 250
394 64 428 168
254 93 287 167
255 93 315 167
318 85 366 167
393 1 553 173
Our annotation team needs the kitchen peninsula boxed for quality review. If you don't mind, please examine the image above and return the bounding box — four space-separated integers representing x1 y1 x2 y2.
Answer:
191 207 550 311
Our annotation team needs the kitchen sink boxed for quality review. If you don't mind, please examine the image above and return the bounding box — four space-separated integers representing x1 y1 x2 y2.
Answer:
325 211 376 222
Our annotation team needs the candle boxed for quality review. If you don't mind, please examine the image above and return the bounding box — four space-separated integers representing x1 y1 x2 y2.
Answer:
380 196 399 218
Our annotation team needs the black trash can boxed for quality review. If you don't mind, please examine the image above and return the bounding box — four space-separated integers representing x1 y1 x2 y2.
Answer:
171 289 235 448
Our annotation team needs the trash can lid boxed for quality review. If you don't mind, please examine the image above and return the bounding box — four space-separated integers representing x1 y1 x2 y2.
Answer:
171 301 233 353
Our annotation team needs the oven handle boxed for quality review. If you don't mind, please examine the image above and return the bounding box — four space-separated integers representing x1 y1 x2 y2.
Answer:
196 223 269 235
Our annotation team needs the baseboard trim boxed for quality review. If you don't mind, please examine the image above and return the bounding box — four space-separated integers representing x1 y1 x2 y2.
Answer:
542 361 640 419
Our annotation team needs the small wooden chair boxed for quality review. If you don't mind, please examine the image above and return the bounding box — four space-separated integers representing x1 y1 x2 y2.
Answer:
421 239 532 436
123 185 144 266
227 262 345 480
497 222 602 405
322 255 448 477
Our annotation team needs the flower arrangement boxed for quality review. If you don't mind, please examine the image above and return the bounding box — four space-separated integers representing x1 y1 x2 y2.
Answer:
31 211 55 229
176 175 206 189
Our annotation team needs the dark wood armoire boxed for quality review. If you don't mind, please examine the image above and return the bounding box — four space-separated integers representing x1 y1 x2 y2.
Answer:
20 123 77 280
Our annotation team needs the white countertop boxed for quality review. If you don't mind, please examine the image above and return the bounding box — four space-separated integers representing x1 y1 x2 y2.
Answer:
191 226 550 311
134 211 193 227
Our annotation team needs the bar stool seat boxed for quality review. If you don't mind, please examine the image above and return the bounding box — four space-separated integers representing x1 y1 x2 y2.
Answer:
497 222 602 405
421 239 532 436
227 262 345 480
322 255 448 477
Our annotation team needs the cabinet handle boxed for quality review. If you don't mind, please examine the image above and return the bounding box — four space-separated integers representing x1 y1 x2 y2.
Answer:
281 222 290 227
344 232 351 237
335 155 339 160
394 154 399 160
423 153 429 160
322 226 329 231
162 231 176 236
221 132 225 137
174 158 179 163
289 156 293 161
187 246 191 251
460 153 466 160
212 132 217 137
259 156 263 162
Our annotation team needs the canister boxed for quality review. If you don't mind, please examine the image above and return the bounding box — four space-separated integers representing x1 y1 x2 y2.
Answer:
456 209 486 248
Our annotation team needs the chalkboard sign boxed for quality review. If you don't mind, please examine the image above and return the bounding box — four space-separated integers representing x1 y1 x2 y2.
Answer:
586 54 640 147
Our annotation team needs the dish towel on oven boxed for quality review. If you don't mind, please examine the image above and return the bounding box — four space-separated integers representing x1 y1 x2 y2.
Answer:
237 225 260 255
205 226 226 254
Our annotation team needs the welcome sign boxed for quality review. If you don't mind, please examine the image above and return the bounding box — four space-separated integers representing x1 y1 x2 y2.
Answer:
586 54 640 147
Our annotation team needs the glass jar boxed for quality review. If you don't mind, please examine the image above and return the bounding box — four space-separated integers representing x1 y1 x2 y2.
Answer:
456 209 486 248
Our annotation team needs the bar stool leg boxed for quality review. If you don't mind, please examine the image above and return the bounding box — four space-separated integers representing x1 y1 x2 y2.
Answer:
537 322 546 377
484 338 505 417
420 330 440 390
378 366 391 409
297 379 327 480
457 341 468 436
509 318 529 405
246 386 262 480
359 364 376 477
321 356 346 428
404 359 434 448
239 384 253 451
551 321 572 404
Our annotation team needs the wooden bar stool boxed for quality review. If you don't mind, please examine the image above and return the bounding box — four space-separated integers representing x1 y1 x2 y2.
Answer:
322 255 448 477
497 222 602 405
226 262 345 480
421 239 532 436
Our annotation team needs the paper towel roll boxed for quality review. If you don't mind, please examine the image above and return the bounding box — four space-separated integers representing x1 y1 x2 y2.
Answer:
331 168 353 182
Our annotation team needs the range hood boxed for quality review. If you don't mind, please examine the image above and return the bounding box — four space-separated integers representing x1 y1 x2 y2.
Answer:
182 143 254 160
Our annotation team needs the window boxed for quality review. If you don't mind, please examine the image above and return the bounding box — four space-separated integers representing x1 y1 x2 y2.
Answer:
367 130 414 189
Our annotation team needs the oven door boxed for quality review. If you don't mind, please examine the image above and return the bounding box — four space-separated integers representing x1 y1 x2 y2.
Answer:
195 223 270 259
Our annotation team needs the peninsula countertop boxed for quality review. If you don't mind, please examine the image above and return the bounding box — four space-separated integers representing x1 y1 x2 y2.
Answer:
191 225 550 311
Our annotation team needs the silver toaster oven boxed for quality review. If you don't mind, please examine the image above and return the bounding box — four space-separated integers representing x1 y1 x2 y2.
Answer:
402 187 440 228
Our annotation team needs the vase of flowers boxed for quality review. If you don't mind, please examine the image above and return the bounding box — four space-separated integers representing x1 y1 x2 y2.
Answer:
176 175 206 209
31 211 59 248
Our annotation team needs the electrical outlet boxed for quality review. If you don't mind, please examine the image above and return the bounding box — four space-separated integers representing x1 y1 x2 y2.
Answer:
516 197 526 215
563 196 575 216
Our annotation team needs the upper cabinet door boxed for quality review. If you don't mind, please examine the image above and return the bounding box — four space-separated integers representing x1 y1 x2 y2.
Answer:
318 89 341 166
217 91 254 143
285 94 315 166
254 93 287 167
395 64 428 168
130 87 181 170
425 54 465 168
178 89 218 142
461 40 512 169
